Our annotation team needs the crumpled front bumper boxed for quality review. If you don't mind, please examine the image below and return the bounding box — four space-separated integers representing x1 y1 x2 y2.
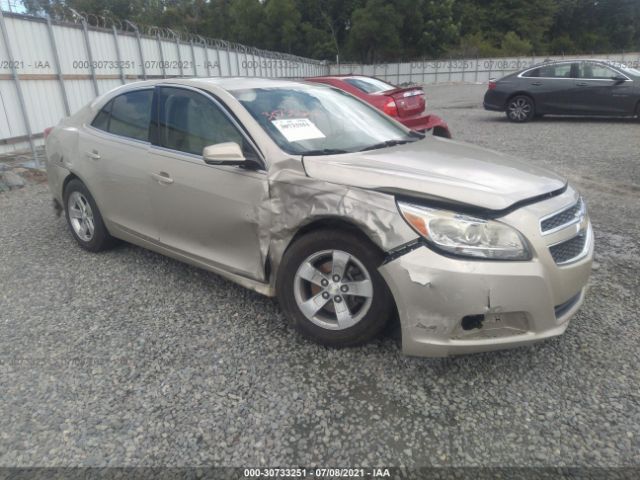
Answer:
378 194 594 357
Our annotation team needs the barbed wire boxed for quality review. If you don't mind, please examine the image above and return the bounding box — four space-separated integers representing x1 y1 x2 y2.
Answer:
0 0 323 65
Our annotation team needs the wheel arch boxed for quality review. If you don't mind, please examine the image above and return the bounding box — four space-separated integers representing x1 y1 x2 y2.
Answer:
61 172 107 222
61 171 81 200
285 216 385 258
273 215 401 337
271 215 387 286
433 126 451 138
505 91 537 110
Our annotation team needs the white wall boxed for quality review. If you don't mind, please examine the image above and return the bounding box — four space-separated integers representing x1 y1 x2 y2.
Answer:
330 53 640 85
0 11 328 155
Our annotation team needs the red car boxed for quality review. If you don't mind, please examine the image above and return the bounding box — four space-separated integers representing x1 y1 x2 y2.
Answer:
305 75 451 138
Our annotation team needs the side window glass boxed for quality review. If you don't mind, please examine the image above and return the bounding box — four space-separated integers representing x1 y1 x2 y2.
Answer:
522 67 541 78
91 100 112 132
108 90 153 141
158 87 245 156
539 64 573 78
580 63 618 80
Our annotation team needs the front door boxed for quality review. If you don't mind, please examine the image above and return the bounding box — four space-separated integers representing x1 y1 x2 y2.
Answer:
572 62 635 115
148 86 269 281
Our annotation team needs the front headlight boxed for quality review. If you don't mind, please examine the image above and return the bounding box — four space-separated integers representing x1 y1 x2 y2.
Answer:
397 201 531 260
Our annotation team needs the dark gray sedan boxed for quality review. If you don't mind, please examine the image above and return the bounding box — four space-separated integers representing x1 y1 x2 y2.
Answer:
484 59 640 122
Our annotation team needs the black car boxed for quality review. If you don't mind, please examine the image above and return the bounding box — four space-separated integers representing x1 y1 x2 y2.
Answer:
484 60 640 122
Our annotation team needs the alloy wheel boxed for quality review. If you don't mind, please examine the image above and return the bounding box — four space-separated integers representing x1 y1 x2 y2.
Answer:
68 191 95 242
508 97 533 121
293 249 373 330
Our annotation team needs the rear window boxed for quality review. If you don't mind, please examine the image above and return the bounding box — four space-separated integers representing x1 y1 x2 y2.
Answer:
343 76 395 94
91 90 153 142
91 100 111 131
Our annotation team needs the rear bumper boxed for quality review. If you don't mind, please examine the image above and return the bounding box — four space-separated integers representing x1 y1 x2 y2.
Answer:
483 89 508 111
399 114 451 138
483 101 505 112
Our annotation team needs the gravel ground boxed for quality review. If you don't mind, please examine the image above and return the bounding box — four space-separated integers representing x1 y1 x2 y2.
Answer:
1 84 639 470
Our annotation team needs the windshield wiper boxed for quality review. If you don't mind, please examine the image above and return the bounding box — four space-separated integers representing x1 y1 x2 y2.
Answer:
359 138 417 152
302 148 350 156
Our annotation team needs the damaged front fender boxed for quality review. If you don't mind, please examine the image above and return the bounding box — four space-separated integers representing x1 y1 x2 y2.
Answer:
262 160 419 292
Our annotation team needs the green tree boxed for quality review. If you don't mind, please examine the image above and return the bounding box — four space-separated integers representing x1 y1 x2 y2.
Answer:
501 31 532 55
263 0 301 53
348 0 403 62
20 0 640 61
228 0 266 46
420 0 459 57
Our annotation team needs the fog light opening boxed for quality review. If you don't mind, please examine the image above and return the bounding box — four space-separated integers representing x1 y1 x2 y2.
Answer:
461 314 485 331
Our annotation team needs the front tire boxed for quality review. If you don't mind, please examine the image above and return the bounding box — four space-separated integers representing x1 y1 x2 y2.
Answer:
63 179 114 252
276 230 394 347
506 95 535 123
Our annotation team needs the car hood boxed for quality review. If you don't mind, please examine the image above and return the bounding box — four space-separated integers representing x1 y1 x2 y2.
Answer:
302 137 566 212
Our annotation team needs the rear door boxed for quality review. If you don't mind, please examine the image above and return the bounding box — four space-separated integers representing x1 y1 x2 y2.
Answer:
78 89 158 240
572 62 635 115
148 86 269 281
519 62 578 113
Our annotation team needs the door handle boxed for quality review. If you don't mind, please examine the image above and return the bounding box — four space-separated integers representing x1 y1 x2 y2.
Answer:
530 82 542 86
151 172 174 185
576 82 589 87
86 150 100 160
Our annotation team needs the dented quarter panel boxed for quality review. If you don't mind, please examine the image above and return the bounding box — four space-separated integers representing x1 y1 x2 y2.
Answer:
263 158 420 290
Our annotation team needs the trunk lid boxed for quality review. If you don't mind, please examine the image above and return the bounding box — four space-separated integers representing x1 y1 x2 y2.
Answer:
379 87 426 117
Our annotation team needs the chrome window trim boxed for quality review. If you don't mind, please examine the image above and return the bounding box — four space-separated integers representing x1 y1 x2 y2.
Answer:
148 143 267 174
548 225 592 266
518 61 632 82
155 83 267 168
85 123 152 147
518 61 577 79
539 197 585 236
579 61 632 81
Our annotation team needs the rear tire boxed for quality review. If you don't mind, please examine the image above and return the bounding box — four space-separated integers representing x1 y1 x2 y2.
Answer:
506 95 535 123
63 179 114 252
276 230 394 348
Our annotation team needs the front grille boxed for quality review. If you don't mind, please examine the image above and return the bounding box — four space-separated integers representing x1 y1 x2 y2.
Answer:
541 199 583 233
549 232 588 265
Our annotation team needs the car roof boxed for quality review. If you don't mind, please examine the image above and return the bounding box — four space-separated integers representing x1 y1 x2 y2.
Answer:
306 74 369 80
111 77 315 94
527 58 623 68
180 77 311 91
90 77 325 108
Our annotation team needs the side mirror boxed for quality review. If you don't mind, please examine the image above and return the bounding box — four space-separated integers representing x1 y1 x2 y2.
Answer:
612 75 627 84
203 142 246 165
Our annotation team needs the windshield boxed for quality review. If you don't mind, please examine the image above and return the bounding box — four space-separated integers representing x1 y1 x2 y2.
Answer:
343 76 395 94
231 84 420 155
